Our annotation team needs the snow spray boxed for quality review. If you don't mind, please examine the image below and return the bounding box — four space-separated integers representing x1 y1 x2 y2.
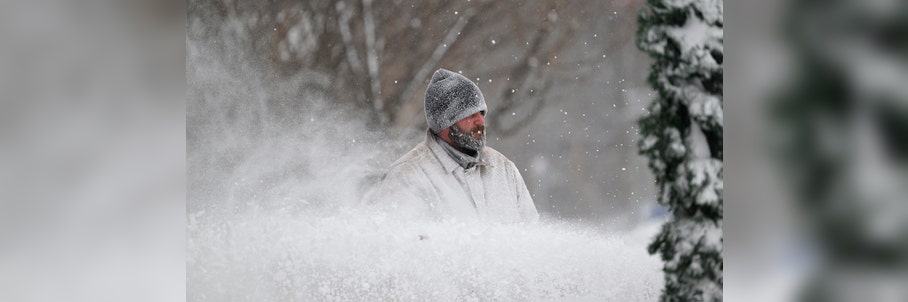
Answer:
187 35 662 301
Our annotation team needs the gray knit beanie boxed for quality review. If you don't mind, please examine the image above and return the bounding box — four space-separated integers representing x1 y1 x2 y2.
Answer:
424 69 487 133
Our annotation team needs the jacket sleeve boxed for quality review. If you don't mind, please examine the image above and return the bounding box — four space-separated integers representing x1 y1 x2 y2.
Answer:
509 161 539 223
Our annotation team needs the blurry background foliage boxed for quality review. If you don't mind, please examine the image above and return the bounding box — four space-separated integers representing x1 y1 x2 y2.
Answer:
771 0 908 300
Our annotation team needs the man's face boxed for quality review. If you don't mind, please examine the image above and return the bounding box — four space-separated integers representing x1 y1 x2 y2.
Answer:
448 111 486 152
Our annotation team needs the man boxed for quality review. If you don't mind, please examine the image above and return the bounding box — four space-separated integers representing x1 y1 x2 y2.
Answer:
367 69 538 223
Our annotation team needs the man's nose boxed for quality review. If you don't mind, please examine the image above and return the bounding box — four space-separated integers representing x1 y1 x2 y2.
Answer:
473 112 485 127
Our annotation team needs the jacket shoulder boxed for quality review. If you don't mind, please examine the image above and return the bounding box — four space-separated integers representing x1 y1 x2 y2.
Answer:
481 146 516 168
387 142 433 175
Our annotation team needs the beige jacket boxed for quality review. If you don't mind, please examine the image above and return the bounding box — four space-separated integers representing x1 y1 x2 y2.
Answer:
367 130 539 223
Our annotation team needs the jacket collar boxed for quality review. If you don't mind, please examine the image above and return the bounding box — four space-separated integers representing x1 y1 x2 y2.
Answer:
425 129 491 173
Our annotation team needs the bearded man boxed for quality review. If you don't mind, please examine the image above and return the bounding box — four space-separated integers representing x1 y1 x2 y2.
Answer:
367 69 539 223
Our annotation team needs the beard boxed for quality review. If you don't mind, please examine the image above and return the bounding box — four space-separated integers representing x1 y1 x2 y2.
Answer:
448 124 486 153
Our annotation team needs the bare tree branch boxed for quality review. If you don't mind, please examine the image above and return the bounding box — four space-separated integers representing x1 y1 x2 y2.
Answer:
496 79 553 137
393 7 477 130
361 0 385 123
336 1 364 76
194 0 634 136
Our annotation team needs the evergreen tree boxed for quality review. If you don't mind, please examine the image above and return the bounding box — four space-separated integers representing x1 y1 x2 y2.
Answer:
636 0 723 300
772 1 908 300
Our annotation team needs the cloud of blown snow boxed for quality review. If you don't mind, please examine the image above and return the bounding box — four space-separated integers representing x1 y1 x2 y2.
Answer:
187 20 663 301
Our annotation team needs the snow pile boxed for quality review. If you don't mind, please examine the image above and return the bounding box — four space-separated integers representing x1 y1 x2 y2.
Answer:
188 208 662 301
